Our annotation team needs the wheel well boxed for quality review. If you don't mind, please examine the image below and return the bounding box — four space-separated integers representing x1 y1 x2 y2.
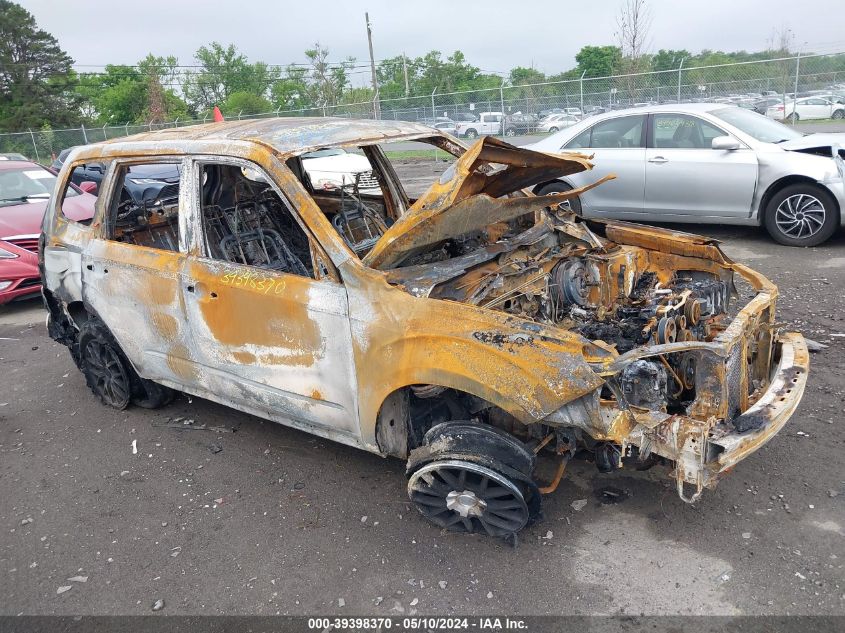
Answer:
758 176 840 223
531 178 571 195
66 301 90 329
374 385 539 459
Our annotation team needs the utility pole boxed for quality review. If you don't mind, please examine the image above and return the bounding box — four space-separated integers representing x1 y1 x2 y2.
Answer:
402 52 410 97
365 12 381 119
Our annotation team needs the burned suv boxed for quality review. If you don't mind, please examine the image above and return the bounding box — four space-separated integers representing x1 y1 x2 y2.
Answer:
41 119 808 538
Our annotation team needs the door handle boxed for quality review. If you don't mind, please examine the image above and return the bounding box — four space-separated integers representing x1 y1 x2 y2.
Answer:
648 156 668 164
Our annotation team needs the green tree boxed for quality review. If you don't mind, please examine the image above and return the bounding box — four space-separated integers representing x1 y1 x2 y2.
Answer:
185 42 279 111
221 91 272 117
271 66 311 111
303 43 355 107
0 1 82 131
574 46 622 78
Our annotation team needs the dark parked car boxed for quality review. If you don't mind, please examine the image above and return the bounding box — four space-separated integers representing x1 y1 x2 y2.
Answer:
502 113 538 136
53 147 180 205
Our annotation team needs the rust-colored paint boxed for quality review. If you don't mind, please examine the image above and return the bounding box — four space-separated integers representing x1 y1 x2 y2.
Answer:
187 260 321 366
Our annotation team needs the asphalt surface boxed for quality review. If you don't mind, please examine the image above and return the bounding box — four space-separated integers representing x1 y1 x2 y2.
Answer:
1 193 844 616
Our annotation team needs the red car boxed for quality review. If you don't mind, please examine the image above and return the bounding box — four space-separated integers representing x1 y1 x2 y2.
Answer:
0 161 96 304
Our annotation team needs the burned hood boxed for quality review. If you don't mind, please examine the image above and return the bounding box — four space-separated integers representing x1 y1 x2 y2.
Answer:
778 133 845 158
363 136 600 270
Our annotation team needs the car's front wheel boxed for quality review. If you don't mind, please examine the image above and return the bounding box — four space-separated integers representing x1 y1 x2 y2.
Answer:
548 126 559 133
764 183 839 246
464 129 478 139
832 109 844 119
536 181 582 214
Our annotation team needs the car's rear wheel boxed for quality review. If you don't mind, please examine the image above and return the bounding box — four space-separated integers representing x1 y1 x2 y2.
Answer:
536 181 582 214
464 129 478 139
78 320 132 410
504 127 516 137
549 126 559 133
77 318 177 409
764 183 839 247
788 112 800 123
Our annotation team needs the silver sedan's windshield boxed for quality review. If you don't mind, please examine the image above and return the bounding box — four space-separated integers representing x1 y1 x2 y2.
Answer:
711 107 803 144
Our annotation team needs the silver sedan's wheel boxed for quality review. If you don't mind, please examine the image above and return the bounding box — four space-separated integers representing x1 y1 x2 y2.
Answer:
775 193 826 240
764 183 839 247
408 460 529 536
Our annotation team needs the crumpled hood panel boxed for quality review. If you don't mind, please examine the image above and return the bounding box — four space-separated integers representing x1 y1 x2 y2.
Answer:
363 136 599 270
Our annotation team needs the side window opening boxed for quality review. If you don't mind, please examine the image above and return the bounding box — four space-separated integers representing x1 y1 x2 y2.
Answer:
287 147 393 259
106 161 181 251
564 127 592 149
199 162 314 278
588 115 646 149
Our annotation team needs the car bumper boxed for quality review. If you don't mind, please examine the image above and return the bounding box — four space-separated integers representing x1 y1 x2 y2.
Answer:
0 247 41 305
0 276 42 304
706 331 808 479
822 179 845 225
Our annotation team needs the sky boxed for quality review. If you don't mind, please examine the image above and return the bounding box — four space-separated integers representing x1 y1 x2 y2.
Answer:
19 0 845 85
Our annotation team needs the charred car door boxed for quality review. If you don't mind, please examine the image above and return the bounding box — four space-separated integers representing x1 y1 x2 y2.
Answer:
79 157 195 386
180 156 360 439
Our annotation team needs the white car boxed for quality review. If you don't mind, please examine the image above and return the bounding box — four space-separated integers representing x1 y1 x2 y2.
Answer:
537 113 579 133
766 96 845 122
301 148 380 192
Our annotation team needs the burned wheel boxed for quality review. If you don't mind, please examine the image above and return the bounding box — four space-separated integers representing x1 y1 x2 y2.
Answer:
408 460 529 536
79 323 131 409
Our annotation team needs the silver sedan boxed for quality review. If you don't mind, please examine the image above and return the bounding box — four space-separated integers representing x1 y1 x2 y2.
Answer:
525 103 845 246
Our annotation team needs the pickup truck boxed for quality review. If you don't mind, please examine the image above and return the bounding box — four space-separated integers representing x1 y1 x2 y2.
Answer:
454 112 504 138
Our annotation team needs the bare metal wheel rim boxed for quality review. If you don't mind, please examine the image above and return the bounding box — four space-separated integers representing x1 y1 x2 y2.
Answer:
408 460 529 536
83 339 130 407
775 193 826 239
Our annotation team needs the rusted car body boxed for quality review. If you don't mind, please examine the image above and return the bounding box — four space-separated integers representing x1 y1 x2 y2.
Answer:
41 118 808 536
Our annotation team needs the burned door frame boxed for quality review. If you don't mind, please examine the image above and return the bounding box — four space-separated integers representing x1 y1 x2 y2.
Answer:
77 156 197 385
178 153 363 445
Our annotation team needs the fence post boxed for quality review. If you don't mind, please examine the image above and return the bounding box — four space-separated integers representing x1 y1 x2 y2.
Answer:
579 70 586 113
125 122 130 136
81 123 89 144
102 124 107 140
677 57 685 102
174 117 179 128
431 88 437 121
793 51 801 124
28 128 40 162
237 110 243 120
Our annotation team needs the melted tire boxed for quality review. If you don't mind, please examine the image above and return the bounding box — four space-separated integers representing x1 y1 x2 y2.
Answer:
77 317 176 410
406 421 542 536
78 320 132 410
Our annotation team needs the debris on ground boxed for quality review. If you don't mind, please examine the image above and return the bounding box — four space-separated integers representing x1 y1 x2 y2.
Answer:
209 444 223 454
804 338 828 352
152 599 165 611
571 499 588 511
67 575 88 583
56 586 72 595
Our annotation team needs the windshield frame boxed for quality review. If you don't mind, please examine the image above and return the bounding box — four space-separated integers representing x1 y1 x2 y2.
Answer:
710 107 803 144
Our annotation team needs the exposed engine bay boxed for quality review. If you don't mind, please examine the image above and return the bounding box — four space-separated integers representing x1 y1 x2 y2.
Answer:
380 205 736 418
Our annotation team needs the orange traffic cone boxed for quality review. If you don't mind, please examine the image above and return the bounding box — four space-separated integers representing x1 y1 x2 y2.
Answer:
213 106 224 122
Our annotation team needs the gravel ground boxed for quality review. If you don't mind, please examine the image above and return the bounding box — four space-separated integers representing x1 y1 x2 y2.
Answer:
1 166 844 616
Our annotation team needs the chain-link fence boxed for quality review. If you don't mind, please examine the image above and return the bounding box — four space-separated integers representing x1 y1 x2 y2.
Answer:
3 51 844 163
